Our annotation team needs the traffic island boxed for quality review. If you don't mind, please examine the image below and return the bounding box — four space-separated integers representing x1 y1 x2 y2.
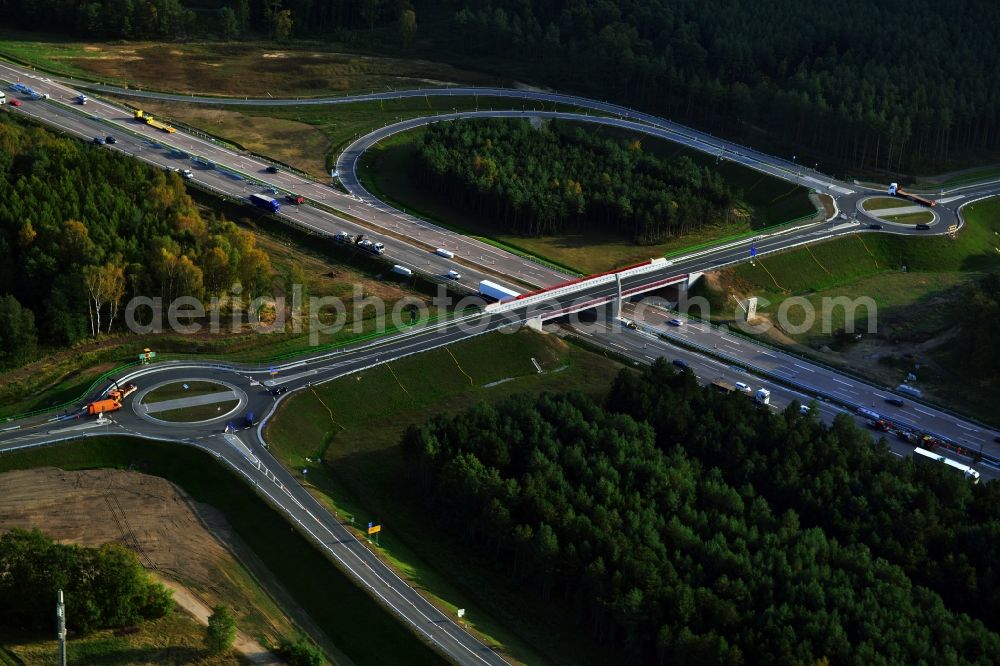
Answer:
134 380 247 425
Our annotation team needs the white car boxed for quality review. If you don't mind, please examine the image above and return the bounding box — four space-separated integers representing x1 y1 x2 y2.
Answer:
734 382 751 394
181 169 193 180
447 270 461 280
799 404 811 414
668 317 684 326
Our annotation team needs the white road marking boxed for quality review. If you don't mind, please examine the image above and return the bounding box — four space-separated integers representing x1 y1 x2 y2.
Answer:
793 363 814 372
914 407 936 416
832 378 852 386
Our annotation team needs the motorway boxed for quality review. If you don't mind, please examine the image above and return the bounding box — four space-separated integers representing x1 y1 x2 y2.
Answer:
3 59 1000 662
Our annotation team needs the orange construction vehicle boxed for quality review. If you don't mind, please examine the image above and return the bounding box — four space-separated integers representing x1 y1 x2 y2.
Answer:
87 399 121 416
108 383 137 402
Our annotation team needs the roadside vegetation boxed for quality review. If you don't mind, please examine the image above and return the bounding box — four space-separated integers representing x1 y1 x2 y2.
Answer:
0 438 445 666
403 359 1000 662
360 122 816 273
0 113 433 420
693 196 1000 421
1 611 245 666
0 34 504 97
265 329 629 666
4 0 1000 176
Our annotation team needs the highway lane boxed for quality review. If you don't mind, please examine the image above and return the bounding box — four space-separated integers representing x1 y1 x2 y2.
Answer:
618 302 1000 465
0 62 567 291
566 319 1000 482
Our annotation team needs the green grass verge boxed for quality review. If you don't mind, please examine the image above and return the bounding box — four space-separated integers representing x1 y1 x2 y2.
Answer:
881 211 935 224
143 380 230 404
0 437 445 666
2 612 243 666
358 122 816 274
863 197 909 211
265 330 630 666
152 400 240 423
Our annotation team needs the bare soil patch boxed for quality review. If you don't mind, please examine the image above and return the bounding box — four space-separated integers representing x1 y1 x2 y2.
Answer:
0 467 331 659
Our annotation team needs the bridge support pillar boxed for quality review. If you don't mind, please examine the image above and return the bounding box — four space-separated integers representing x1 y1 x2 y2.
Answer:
614 273 623 318
686 272 704 290
524 317 545 333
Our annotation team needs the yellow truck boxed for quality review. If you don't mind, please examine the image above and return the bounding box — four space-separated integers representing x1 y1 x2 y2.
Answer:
133 109 176 133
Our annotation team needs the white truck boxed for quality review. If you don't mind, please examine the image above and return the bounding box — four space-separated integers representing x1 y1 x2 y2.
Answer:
754 388 771 405
391 265 413 276
0 91 5 105
478 280 520 303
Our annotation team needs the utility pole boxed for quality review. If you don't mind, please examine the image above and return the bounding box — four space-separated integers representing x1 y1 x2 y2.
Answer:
56 589 67 666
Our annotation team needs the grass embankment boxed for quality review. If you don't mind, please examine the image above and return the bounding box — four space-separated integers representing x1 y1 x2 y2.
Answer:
0 438 445 666
696 196 1000 421
1 612 243 666
358 124 817 274
0 32 504 97
881 211 935 224
265 329 628 666
143 381 230 404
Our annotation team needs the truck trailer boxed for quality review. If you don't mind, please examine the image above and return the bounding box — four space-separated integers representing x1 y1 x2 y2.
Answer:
479 280 520 303
250 193 281 213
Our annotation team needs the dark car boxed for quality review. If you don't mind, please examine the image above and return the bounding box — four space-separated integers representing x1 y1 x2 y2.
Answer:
105 135 117 144
884 396 905 407
92 136 105 145
270 385 289 396
243 411 256 428
915 223 931 230
672 359 689 370
265 166 279 174
868 223 883 230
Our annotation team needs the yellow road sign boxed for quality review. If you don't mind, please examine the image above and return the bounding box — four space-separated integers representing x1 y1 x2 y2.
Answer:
367 524 381 535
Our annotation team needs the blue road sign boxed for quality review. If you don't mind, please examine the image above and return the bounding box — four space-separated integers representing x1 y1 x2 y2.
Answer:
750 245 757 258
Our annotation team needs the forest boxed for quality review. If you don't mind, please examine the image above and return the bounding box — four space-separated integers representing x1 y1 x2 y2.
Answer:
0 114 273 367
0 528 173 632
416 119 737 241
2 0 997 173
952 272 1000 381
404 360 1000 663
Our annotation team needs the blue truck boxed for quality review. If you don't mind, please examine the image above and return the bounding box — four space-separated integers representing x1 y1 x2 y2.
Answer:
249 193 280 213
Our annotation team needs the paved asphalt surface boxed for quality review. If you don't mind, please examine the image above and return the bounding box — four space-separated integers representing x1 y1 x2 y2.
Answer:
4 61 1000 663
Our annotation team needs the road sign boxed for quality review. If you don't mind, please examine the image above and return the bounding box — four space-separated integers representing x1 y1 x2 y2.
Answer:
457 609 466 618
367 523 381 535
749 245 757 258
948 224 958 233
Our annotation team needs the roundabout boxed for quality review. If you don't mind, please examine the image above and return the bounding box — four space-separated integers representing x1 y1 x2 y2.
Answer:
857 195 938 228
133 379 247 425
